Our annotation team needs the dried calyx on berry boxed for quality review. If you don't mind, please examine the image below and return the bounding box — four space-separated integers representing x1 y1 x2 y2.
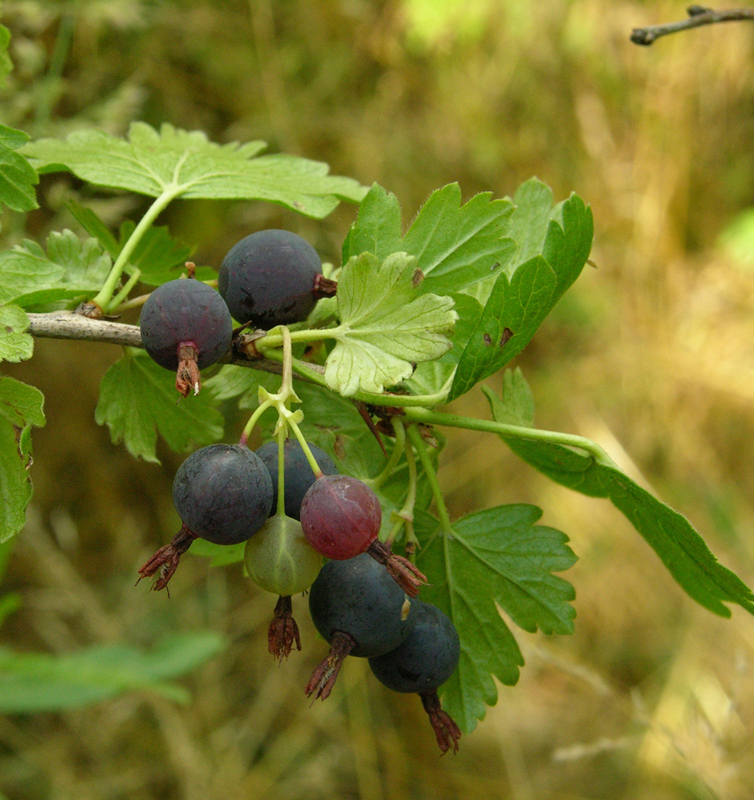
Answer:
369 600 462 754
306 553 419 700
138 444 273 592
244 514 322 660
139 269 233 397
300 474 428 596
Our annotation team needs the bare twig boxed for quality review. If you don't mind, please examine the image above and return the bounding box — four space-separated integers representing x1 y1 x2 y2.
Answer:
631 5 754 45
25 311 286 376
27 311 143 347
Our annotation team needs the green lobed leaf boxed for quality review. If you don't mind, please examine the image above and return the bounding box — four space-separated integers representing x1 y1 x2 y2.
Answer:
449 190 593 400
0 127 30 151
0 631 227 713
44 229 112 287
343 183 516 295
449 256 556 400
403 293 483 396
415 504 577 734
506 178 554 274
0 377 45 542
0 125 38 213
491 367 535 427
0 305 33 363
325 251 457 397
342 184 402 263
23 122 367 218
0 230 111 308
94 350 224 463
483 374 754 617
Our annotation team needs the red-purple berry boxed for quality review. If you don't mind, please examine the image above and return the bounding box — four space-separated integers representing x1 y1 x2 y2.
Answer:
300 474 381 560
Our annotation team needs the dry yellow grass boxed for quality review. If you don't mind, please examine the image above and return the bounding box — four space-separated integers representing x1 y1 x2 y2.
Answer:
3 0 754 797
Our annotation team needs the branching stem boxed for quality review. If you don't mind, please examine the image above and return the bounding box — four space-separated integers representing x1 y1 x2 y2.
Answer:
91 185 183 313
369 417 406 490
109 269 142 311
26 313 449 407
26 312 143 347
631 5 754 45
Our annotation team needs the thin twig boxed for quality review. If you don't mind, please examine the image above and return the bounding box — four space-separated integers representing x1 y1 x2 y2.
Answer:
27 311 143 347
25 311 285 375
631 5 754 45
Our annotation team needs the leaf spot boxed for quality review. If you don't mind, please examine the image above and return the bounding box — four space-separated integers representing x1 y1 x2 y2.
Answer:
334 434 346 460
412 268 424 287
500 328 513 347
490 261 500 271
483 333 492 346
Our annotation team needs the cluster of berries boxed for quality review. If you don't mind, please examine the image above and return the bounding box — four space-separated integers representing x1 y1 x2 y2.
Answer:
139 228 333 397
136 230 462 753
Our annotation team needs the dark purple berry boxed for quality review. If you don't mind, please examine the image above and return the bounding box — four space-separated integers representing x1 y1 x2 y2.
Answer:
369 601 462 754
256 439 338 520
305 554 418 700
172 444 273 544
218 229 323 329
138 444 273 592
140 277 232 396
368 600 460 694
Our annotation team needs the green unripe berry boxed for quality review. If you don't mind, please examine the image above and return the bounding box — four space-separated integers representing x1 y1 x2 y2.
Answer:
244 514 322 596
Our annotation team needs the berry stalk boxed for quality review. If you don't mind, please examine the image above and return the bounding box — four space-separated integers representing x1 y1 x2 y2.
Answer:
406 423 452 533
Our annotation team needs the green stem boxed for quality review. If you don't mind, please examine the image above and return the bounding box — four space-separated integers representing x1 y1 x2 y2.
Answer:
240 399 274 445
276 422 287 516
274 328 322 479
286 418 323 480
109 269 142 311
259 328 334 350
403 407 616 466
111 292 150 312
91 185 183 313
385 419 418 547
260 347 451 407
277 326 296 398
240 328 324 480
369 417 406 490
406 424 452 532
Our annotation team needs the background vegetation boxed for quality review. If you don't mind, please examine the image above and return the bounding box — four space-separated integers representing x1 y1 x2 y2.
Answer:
2 0 754 797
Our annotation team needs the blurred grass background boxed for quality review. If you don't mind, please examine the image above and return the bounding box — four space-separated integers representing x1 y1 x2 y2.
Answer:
2 0 754 797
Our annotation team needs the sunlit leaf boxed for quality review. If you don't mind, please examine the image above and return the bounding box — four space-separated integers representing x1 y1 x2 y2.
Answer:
23 122 367 218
